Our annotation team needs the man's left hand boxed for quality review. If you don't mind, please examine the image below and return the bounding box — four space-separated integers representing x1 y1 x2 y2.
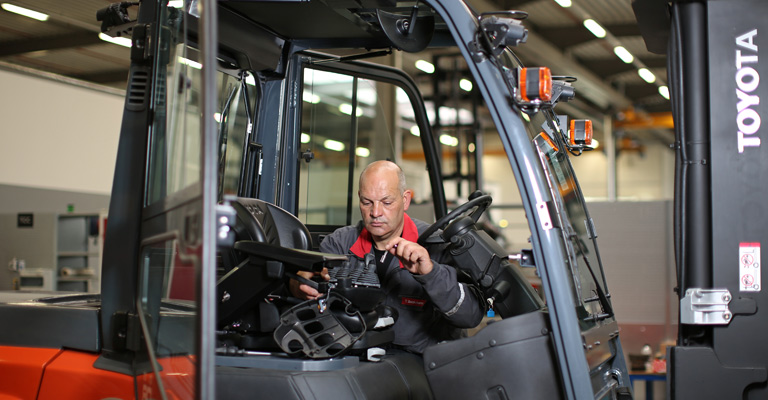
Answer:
385 237 433 275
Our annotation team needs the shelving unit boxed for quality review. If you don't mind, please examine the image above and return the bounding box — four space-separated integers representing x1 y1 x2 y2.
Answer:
55 212 105 293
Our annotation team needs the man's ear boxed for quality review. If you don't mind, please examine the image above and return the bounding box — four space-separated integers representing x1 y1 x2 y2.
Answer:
403 189 413 210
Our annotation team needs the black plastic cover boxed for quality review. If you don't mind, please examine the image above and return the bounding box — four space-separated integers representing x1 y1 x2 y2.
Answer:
422 311 563 400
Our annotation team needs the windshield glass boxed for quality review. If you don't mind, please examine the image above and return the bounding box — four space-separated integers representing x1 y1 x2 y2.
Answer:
496 48 612 327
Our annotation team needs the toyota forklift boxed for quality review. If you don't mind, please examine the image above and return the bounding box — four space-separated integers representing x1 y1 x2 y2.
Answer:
0 0 632 398
633 0 768 399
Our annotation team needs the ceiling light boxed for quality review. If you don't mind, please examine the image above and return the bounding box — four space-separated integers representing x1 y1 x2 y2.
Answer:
301 133 311 143
415 60 435 74
613 46 634 64
553 0 571 7
459 78 473 92
468 143 476 153
583 19 606 39
167 0 184 8
99 32 132 48
410 126 421 136
339 103 363 117
439 134 459 147
323 139 345 152
499 219 509 228
303 91 321 104
638 68 656 83
659 85 670 100
1 3 49 21
178 57 202 70
356 147 370 157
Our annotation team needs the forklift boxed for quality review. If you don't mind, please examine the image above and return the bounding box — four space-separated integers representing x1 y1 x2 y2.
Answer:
0 0 632 398
633 0 768 398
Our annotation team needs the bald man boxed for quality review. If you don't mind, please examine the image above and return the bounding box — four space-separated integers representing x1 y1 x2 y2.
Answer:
291 160 485 354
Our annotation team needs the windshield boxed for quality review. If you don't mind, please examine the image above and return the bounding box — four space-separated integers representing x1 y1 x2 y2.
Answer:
495 48 613 328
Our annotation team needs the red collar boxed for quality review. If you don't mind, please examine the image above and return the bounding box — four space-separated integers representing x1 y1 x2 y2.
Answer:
350 213 419 268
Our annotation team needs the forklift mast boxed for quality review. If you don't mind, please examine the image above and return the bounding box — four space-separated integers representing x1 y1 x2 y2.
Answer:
634 0 768 398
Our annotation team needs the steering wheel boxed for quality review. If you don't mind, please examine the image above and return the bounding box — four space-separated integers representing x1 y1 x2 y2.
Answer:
417 194 493 245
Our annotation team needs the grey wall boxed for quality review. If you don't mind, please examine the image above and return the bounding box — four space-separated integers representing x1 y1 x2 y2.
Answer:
0 184 110 214
588 200 678 356
0 184 109 291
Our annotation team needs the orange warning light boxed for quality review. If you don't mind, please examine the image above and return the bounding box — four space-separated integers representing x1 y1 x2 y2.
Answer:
519 67 553 102
569 119 593 146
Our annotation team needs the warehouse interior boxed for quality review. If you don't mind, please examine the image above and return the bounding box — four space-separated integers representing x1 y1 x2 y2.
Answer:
0 0 678 398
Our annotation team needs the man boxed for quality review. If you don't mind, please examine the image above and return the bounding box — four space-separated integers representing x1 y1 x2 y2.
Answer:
291 160 485 354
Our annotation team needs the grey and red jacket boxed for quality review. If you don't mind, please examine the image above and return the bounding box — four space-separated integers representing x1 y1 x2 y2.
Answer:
319 213 486 354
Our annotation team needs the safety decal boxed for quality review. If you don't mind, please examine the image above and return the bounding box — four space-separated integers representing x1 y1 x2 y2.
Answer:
739 242 761 292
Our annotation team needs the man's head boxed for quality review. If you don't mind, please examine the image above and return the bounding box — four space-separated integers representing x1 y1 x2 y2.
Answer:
358 160 412 247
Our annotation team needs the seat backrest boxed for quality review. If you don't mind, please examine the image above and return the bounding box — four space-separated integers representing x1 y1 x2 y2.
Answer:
231 197 312 250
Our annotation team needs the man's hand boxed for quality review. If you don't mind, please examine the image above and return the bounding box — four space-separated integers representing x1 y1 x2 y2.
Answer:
385 237 433 275
288 268 330 300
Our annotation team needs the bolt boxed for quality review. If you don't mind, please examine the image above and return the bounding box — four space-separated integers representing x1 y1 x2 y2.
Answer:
222 291 230 302
722 294 731 302
723 312 732 321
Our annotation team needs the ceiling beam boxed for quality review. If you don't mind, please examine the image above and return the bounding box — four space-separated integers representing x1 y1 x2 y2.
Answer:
467 0 633 111
0 31 101 57
72 69 130 84
536 24 642 50
578 57 667 79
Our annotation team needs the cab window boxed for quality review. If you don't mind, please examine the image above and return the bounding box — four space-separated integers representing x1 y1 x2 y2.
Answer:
298 66 423 226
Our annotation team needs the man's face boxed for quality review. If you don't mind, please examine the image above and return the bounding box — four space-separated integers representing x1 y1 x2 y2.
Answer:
358 170 411 246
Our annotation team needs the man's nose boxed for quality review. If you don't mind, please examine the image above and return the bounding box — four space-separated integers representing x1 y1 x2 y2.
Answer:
371 202 383 217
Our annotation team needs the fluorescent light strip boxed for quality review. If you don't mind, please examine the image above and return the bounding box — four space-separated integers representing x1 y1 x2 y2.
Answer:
303 91 321 104
356 147 370 157
1 3 48 21
415 60 435 74
98 33 132 48
613 46 634 64
658 86 670 100
339 103 363 117
179 57 202 70
459 78 473 92
323 139 345 152
439 134 459 147
638 68 656 83
583 19 606 38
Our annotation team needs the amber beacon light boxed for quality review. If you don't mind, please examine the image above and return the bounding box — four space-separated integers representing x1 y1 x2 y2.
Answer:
519 67 553 102
569 119 593 147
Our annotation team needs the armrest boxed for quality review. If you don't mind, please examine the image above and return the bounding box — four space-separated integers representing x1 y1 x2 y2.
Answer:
234 241 348 272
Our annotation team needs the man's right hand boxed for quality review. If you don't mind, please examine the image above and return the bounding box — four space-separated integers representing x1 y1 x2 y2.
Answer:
288 268 330 300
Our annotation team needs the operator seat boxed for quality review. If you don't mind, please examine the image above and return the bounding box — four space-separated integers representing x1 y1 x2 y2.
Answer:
219 197 312 274
216 197 313 347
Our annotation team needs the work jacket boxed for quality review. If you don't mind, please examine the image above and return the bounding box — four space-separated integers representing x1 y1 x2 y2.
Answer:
319 214 486 354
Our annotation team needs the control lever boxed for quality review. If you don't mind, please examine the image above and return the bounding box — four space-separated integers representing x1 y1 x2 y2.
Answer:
286 271 331 294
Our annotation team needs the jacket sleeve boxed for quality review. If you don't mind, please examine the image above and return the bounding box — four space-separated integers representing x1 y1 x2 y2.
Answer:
413 257 487 329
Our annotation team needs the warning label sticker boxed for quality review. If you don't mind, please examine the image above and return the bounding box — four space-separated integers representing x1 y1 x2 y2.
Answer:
739 242 761 292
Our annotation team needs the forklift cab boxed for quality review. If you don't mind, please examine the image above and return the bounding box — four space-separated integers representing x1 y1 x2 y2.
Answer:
0 0 631 399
